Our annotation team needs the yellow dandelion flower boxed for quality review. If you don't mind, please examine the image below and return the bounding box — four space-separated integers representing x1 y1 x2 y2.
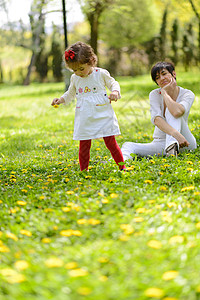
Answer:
119 234 130 241
0 245 10 252
160 186 167 191
6 233 18 241
196 285 200 292
181 186 195 192
88 219 101 225
20 230 32 237
60 229 82 237
167 202 176 208
186 161 193 165
164 164 170 167
159 171 164 175
69 268 88 277
162 297 178 300
41 238 51 243
163 216 172 223
144 180 153 184
136 208 146 213
144 287 164 298
77 219 88 225
133 217 144 222
0 268 26 283
14 260 29 271
98 257 109 263
0 200 2 204
102 198 109 204
53 105 59 108
39 196 45 200
147 240 162 249
194 192 200 196
62 207 71 212
196 222 200 229
45 257 64 268
99 275 108 282
77 287 92 296
150 160 155 164
162 270 179 281
21 189 27 193
110 193 118 198
148 200 156 204
66 191 74 195
44 208 53 213
65 262 78 269
169 235 184 244
17 201 27 206
187 168 193 172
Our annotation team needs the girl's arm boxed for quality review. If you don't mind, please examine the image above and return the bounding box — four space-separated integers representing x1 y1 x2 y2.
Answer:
51 75 76 106
101 69 121 101
154 116 189 148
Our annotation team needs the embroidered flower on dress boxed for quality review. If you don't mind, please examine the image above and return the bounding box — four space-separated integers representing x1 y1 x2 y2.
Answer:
78 88 83 94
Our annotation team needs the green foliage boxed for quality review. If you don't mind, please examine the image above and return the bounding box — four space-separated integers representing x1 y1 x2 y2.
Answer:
0 73 200 299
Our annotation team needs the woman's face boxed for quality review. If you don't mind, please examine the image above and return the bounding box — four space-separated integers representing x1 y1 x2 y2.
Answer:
155 68 175 87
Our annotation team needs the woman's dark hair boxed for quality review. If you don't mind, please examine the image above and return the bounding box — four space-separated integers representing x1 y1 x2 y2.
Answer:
151 61 175 83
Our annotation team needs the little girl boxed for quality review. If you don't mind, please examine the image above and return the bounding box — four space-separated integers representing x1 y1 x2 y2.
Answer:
51 41 126 171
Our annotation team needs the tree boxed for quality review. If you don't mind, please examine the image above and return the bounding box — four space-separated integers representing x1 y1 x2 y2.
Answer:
51 24 63 81
182 23 195 71
159 7 168 60
171 18 179 64
188 0 200 64
79 0 115 54
23 0 47 85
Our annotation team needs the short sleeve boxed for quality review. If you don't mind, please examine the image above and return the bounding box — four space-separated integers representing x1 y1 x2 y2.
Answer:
178 89 195 114
149 89 164 124
61 74 76 105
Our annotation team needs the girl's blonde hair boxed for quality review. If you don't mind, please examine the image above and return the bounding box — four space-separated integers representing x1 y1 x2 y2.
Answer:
64 41 97 69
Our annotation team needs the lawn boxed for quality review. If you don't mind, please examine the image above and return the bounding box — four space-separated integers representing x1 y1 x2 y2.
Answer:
0 71 200 300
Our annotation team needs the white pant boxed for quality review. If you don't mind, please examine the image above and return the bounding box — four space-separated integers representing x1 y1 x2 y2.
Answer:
121 109 197 160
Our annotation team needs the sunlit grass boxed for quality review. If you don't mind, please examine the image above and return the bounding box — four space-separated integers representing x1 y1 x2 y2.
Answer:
0 73 200 300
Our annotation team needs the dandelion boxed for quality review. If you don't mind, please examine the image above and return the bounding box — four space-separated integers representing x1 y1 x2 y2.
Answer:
186 161 193 165
110 193 118 198
39 196 45 200
144 287 164 298
162 270 179 281
1 268 26 284
20 230 32 237
98 257 109 263
60 229 82 237
102 198 109 204
21 189 27 193
144 180 153 184
65 262 78 269
194 192 200 196
6 232 18 241
0 244 10 252
62 207 71 212
163 298 178 300
99 275 108 282
119 234 130 241
0 200 2 204
14 260 29 271
41 238 51 243
66 191 74 195
187 168 193 172
88 219 101 225
169 235 184 244
196 222 200 229
77 287 92 296
44 208 53 212
69 268 88 277
45 257 64 268
160 186 167 191
136 208 146 213
150 160 155 164
133 217 144 222
17 201 27 206
181 186 195 192
167 202 176 208
147 240 162 249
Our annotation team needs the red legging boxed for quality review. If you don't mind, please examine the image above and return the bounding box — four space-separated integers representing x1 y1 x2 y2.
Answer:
79 136 126 171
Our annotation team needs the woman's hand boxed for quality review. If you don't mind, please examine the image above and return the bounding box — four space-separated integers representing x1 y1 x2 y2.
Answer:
161 77 177 95
172 131 190 148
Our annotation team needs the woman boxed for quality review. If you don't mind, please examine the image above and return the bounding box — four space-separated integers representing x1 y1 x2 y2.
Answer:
121 61 197 159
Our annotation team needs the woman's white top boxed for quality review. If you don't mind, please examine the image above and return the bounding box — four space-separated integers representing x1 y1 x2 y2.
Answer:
149 87 195 139
61 68 121 140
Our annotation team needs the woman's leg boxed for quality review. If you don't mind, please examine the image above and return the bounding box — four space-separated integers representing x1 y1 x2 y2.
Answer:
79 140 92 171
103 136 126 170
121 139 166 160
165 109 197 152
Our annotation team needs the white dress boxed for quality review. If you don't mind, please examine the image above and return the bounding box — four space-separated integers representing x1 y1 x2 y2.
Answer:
61 68 121 140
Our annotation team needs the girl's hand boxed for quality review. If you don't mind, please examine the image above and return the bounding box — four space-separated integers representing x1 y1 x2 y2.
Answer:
51 97 64 106
173 131 190 148
109 91 119 102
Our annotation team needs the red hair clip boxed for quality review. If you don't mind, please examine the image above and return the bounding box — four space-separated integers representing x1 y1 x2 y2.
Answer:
65 50 75 61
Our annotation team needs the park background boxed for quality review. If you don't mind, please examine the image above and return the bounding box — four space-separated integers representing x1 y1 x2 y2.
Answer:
0 0 200 300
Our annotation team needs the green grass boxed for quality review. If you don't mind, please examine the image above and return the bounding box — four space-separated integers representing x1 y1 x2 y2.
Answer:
0 72 200 300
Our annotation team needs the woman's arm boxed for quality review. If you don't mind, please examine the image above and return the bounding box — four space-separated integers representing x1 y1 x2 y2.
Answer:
161 78 185 118
154 116 190 148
